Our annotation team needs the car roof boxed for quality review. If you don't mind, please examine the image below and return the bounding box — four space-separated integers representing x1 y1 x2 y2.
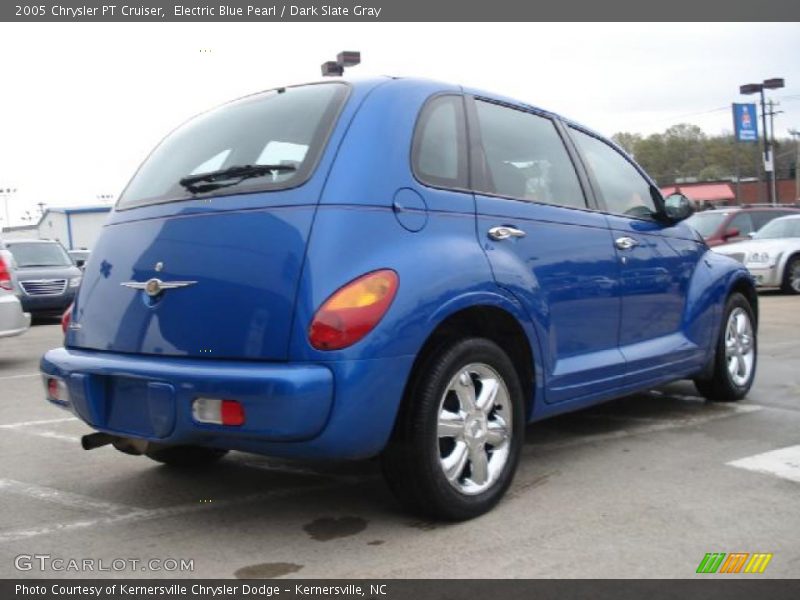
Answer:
270 76 600 137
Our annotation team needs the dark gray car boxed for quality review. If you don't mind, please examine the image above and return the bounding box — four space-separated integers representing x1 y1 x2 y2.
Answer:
5 239 82 316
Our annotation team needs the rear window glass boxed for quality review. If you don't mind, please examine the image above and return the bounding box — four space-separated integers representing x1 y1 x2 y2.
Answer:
751 210 798 230
118 83 349 209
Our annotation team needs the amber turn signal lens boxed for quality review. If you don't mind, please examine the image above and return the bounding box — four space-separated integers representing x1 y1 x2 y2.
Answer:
309 270 399 350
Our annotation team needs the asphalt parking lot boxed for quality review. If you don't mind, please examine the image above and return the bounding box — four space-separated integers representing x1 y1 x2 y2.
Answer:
0 295 798 579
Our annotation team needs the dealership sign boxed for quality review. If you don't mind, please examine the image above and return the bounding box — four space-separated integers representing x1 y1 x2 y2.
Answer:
733 103 759 142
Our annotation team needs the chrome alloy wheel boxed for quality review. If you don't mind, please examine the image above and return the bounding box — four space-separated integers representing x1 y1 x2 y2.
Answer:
725 307 755 387
790 261 800 293
437 363 512 495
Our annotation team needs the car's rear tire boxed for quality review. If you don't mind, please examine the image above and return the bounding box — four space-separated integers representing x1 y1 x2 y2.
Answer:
781 255 800 295
144 445 229 467
694 292 757 402
381 338 525 521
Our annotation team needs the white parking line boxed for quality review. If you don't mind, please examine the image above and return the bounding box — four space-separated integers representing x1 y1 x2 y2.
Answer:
0 417 77 429
0 479 133 516
0 481 346 544
0 372 41 381
0 417 81 443
727 444 800 483
529 404 762 452
17 429 81 443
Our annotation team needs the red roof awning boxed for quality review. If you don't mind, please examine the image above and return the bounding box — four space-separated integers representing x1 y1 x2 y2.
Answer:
660 183 734 203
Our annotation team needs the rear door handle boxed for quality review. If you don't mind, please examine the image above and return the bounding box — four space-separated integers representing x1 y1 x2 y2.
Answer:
614 236 639 250
488 226 527 241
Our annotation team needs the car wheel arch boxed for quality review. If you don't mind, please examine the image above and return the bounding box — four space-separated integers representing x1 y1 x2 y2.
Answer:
779 251 800 293
728 275 758 327
409 300 539 420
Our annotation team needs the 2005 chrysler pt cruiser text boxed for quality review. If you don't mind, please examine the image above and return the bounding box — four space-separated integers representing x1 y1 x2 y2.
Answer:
41 76 758 520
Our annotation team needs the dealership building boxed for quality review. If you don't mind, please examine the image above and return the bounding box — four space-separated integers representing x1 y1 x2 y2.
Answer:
0 205 111 250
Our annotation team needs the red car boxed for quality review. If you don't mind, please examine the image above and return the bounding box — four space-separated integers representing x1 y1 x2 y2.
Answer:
685 206 800 247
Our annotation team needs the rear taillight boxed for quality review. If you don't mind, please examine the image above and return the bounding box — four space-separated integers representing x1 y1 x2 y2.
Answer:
308 269 399 350
0 256 12 291
44 376 70 405
61 303 73 334
192 398 245 426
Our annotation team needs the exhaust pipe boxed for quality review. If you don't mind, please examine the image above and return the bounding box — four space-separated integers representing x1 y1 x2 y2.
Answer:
81 432 116 450
81 432 151 455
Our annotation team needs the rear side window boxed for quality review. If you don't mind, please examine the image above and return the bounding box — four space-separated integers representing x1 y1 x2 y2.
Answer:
118 83 349 209
473 100 586 209
570 127 656 219
412 95 468 189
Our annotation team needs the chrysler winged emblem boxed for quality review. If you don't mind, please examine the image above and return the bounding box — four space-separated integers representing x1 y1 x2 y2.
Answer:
120 278 197 297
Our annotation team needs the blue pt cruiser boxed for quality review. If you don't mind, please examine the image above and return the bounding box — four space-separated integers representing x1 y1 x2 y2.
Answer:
42 77 757 519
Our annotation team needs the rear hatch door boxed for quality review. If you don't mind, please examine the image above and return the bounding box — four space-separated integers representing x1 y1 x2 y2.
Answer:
68 82 358 360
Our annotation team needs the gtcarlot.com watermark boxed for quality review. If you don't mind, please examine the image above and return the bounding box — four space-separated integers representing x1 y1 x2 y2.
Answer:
14 554 194 573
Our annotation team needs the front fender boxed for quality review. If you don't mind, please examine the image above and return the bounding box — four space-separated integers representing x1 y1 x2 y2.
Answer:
700 249 757 345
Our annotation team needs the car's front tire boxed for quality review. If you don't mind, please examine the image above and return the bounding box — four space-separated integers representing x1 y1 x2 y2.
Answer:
694 292 757 402
781 255 800 295
144 445 229 467
381 338 525 521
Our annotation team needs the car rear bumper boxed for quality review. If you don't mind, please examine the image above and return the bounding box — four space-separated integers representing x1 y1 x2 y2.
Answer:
40 347 414 459
0 294 31 339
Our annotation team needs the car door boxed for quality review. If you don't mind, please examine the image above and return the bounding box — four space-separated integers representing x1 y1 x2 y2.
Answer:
568 127 707 385
468 98 624 404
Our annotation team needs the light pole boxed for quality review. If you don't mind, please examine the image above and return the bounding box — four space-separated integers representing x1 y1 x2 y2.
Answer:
740 78 785 205
0 187 17 228
789 128 800 202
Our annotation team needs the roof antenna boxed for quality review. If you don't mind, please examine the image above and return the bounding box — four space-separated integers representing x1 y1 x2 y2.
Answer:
321 51 361 77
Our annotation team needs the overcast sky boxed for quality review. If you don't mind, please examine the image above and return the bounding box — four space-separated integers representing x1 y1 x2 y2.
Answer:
0 22 798 227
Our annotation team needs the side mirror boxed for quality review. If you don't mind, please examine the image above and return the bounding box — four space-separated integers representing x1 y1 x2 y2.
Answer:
723 227 740 240
663 193 694 223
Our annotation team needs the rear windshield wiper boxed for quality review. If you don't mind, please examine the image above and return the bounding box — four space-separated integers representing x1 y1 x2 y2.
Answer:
178 164 296 194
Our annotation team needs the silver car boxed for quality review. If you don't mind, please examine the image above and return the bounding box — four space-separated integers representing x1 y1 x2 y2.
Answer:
0 242 31 339
714 214 800 294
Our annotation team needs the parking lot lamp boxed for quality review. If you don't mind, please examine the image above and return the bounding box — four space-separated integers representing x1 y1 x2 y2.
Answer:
740 78 785 205
789 128 800 202
1 187 17 228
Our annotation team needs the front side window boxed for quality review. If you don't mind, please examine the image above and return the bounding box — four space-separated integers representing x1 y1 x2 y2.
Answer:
728 212 754 236
411 95 468 189
8 243 72 267
473 100 586 209
118 83 349 209
571 128 657 219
